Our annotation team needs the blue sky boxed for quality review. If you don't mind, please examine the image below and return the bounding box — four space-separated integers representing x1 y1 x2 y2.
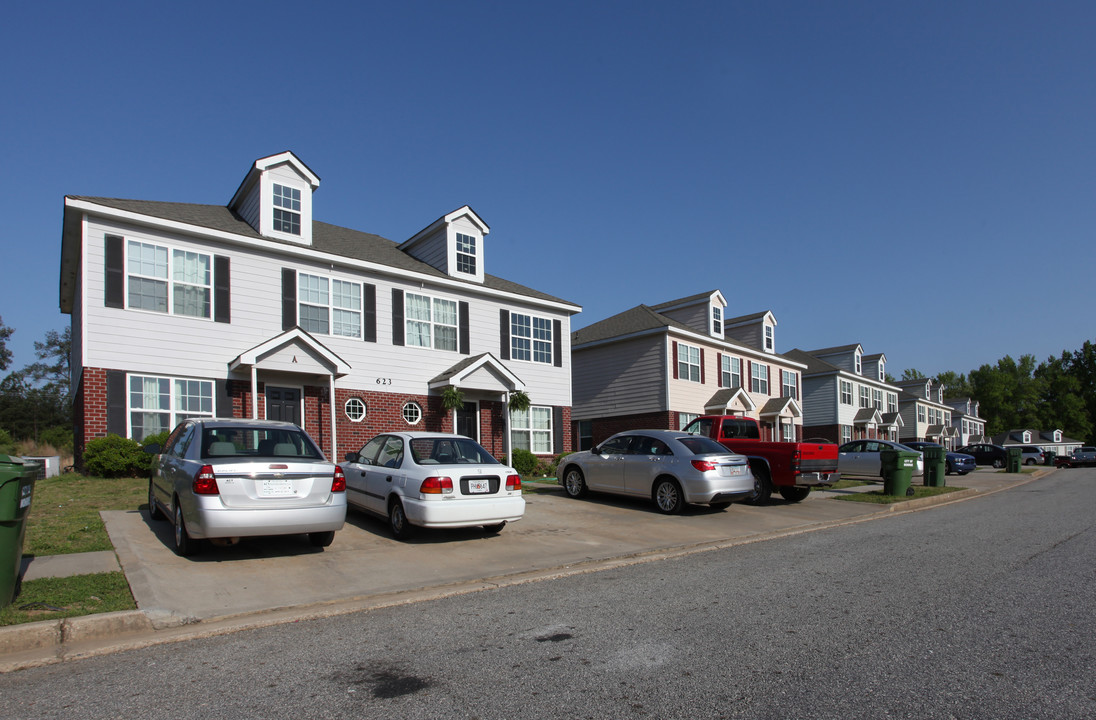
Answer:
3 1 1093 378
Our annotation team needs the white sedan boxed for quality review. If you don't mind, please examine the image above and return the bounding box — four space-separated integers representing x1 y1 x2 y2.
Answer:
837 439 924 480
343 432 525 539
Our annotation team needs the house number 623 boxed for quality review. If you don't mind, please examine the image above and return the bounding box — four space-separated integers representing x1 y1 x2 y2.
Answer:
375 378 392 385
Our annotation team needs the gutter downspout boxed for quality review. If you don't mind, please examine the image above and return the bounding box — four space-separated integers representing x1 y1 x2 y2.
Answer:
329 374 337 461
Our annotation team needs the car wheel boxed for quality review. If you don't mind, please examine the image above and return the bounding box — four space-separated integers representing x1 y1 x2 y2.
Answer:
743 466 772 505
388 498 415 540
1025 458 1036 466
778 486 810 503
173 502 197 557
562 467 588 498
308 531 335 548
944 462 953 476
652 478 684 514
481 522 507 534
148 480 164 521
709 501 732 511
993 458 1004 469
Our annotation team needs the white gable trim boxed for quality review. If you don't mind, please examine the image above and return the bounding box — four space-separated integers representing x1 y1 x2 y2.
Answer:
229 327 351 376
429 354 525 392
759 397 802 418
704 387 757 415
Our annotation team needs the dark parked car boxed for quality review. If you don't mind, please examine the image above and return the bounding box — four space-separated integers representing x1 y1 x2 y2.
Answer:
956 443 1009 468
903 441 976 475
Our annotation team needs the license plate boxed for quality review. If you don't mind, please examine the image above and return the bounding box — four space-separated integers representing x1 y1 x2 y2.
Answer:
260 479 295 497
721 465 745 476
468 479 490 494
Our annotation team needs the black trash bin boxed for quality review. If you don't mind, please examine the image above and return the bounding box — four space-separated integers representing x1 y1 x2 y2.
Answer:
1 455 39 608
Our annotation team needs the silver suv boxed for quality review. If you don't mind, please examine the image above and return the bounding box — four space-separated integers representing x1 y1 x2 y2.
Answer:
1014 445 1045 466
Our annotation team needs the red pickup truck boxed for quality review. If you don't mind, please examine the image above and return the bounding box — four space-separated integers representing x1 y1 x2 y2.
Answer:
682 415 839 503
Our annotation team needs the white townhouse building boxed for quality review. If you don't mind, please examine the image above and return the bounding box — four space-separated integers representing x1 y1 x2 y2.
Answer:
786 344 904 444
60 152 581 465
570 290 806 449
891 378 959 448
944 397 987 446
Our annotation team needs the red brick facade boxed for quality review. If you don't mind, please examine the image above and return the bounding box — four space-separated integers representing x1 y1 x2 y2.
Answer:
74 367 570 466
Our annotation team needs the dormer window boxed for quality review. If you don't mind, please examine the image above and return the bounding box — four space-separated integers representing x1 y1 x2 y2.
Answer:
854 352 862 374
1022 431 1031 443
1054 430 1062 442
272 184 301 235
878 362 885 381
712 306 722 336
456 233 477 275
765 325 773 351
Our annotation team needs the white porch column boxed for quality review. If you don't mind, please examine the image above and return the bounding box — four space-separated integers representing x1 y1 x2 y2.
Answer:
329 374 337 460
250 366 259 420
504 391 512 467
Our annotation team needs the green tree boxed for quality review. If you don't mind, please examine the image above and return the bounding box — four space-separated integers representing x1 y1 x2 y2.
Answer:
935 370 972 399
900 368 926 381
22 326 70 399
1033 351 1091 441
0 326 73 441
1066 340 1096 444
969 355 1041 436
0 317 12 371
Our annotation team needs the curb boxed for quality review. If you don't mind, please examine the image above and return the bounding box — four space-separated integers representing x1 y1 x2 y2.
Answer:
0 468 1053 672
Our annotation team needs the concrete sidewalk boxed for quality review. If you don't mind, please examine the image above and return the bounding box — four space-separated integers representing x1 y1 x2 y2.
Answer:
1 468 1049 672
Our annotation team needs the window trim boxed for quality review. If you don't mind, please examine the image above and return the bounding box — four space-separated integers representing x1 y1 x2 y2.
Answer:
721 355 741 388
510 405 553 454
127 373 214 442
297 271 363 339
344 397 366 422
781 369 797 400
405 292 459 352
750 361 769 394
711 306 722 336
510 311 553 364
272 183 302 236
677 343 702 383
402 402 423 425
840 379 853 405
125 239 213 319
455 232 477 276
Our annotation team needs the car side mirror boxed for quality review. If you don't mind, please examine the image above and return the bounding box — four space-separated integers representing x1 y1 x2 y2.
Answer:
344 452 358 462
590 445 601 455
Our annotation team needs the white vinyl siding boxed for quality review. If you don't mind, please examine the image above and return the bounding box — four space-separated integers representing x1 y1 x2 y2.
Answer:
511 406 552 453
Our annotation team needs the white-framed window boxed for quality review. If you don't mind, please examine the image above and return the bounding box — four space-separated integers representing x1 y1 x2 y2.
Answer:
711 306 722 336
944 412 951 426
751 362 768 394
677 343 701 382
841 425 852 443
1054 430 1062 442
273 183 301 235
402 402 422 425
781 370 797 399
511 406 552 454
721 355 741 388
872 388 882 410
511 313 552 363
345 397 366 422
765 326 774 351
840 380 853 405
128 374 213 441
878 362 885 381
917 405 926 423
456 233 477 275
577 421 593 451
887 392 898 413
299 273 361 338
406 293 458 351
854 352 862 374
127 240 211 318
782 423 795 442
859 386 870 408
679 412 699 430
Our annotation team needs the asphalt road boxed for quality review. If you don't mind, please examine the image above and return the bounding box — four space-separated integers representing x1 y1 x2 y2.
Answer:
3 470 1094 719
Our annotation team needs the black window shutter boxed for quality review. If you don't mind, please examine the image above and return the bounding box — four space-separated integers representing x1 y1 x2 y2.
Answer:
553 406 564 453
104 235 124 308
363 284 376 343
281 269 296 330
553 319 562 367
216 379 232 417
500 310 510 360
214 256 231 323
459 301 470 355
392 289 405 346
106 370 126 435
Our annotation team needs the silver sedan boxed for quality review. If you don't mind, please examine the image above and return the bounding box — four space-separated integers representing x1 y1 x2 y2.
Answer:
837 439 925 480
147 418 347 556
557 429 754 514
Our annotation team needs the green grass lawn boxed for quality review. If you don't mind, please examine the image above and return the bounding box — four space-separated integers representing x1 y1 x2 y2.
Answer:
3 474 145 627
834 484 966 504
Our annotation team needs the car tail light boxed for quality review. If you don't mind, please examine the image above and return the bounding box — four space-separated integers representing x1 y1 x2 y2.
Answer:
332 466 346 492
791 449 801 474
193 465 219 495
420 476 454 494
691 459 718 472
506 474 522 491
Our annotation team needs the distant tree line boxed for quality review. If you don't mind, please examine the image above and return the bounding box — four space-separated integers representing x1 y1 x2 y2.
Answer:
0 316 72 452
900 340 1096 444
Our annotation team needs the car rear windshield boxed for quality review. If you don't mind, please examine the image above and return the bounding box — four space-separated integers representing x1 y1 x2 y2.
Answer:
675 436 735 455
409 437 500 466
201 427 324 460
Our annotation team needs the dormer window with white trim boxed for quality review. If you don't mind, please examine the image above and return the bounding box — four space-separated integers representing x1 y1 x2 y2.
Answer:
1054 430 1062 442
456 233 477 275
1022 431 1031 443
273 184 301 235
712 306 722 336
764 325 774 351
878 361 885 381
854 352 862 374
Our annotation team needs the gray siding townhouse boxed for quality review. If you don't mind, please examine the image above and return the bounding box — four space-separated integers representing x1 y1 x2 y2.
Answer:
570 290 806 449
786 344 904 444
60 152 581 465
892 378 958 448
945 397 987 446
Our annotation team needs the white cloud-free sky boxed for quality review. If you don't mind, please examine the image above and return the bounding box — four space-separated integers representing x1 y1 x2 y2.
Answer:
3 0 1093 376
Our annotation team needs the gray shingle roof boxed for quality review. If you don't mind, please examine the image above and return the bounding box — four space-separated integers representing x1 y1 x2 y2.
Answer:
68 196 576 308
649 290 719 311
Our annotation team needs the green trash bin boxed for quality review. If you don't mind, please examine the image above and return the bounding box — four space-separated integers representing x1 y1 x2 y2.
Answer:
1006 447 1023 473
881 449 918 496
922 445 946 487
1044 450 1056 466
1 455 38 608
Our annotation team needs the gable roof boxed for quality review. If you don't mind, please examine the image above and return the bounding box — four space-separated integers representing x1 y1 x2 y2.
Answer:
61 196 578 313
805 343 863 356
649 290 723 311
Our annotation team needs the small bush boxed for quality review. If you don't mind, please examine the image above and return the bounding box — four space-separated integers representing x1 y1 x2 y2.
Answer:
83 434 149 478
511 448 539 476
0 428 15 455
38 426 74 453
546 451 574 478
